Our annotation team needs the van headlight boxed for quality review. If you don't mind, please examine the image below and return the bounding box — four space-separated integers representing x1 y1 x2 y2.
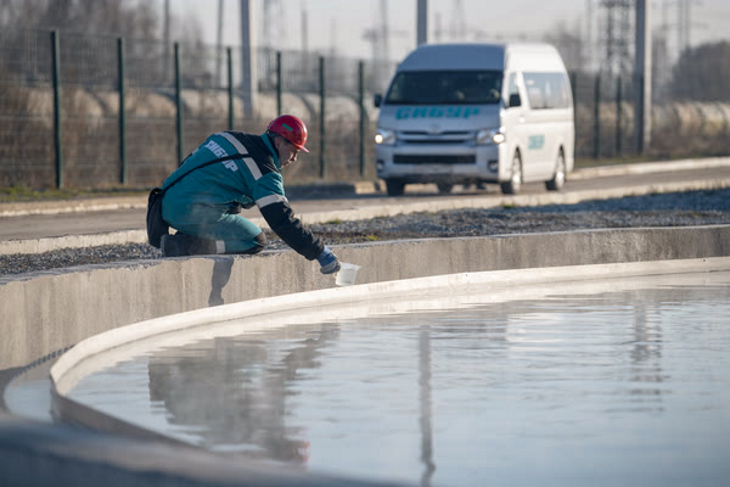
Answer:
375 128 397 146
476 128 505 145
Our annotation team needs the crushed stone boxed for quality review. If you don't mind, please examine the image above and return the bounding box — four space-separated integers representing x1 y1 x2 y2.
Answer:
2 189 729 277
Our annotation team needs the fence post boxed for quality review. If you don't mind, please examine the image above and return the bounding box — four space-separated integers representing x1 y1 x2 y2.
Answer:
593 73 601 160
276 51 282 116
174 42 184 165
615 76 622 158
118 38 127 185
227 47 234 131
319 56 326 179
358 60 366 177
51 30 63 189
570 72 577 107
634 74 646 155
570 71 577 159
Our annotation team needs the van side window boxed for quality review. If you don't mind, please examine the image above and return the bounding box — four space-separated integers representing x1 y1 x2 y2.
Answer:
507 73 519 98
523 72 571 109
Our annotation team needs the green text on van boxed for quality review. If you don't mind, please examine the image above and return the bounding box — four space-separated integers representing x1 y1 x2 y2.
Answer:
396 107 481 120
528 134 545 150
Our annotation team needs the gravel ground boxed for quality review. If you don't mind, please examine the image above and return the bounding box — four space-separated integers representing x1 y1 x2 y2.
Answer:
2 188 730 277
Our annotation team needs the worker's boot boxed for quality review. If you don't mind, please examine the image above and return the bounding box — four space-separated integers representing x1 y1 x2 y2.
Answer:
189 236 218 255
161 233 218 257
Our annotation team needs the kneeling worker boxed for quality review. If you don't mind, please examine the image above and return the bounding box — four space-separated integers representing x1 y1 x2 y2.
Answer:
159 114 340 275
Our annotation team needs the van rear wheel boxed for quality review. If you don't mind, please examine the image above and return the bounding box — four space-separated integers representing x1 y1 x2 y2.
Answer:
546 151 566 191
437 183 454 194
385 179 405 196
500 152 523 195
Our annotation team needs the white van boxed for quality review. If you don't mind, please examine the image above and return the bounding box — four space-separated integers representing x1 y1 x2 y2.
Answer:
374 43 574 196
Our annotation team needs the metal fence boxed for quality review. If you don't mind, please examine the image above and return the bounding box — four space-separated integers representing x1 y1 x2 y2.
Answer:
572 68 730 161
1 29 729 189
0 29 395 188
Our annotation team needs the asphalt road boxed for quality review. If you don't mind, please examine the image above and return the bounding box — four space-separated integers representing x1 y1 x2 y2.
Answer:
2 164 729 242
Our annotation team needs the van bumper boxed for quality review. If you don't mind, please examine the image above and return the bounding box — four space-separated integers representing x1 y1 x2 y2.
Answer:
375 144 506 184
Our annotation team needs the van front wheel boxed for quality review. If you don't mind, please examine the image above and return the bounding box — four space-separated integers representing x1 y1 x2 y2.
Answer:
437 183 453 194
500 153 523 195
385 179 405 196
546 151 566 191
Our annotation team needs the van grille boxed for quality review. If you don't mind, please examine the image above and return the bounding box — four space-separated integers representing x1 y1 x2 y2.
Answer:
401 131 470 136
393 155 476 165
402 139 466 145
399 131 472 145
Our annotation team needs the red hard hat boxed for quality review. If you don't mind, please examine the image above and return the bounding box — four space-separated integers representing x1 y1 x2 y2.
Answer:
267 114 309 153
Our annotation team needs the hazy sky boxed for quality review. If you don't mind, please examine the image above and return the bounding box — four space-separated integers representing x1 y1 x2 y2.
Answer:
174 0 730 62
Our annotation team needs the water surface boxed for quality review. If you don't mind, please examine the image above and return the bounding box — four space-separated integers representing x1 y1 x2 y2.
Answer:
68 270 730 486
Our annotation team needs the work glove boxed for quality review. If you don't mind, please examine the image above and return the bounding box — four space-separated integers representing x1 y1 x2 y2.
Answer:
317 246 341 275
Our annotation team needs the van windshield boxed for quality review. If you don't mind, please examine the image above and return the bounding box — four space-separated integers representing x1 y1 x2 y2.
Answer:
385 70 502 105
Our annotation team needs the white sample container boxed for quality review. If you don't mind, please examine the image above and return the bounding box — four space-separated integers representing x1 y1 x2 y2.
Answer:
335 263 361 286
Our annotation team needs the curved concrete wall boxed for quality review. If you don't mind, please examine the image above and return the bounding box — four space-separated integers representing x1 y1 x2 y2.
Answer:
2 225 730 486
3 225 730 373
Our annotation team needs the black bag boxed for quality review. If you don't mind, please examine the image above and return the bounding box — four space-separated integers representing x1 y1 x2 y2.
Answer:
146 153 244 248
146 187 169 248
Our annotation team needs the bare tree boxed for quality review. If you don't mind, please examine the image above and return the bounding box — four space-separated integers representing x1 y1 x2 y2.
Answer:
0 0 159 38
670 41 730 102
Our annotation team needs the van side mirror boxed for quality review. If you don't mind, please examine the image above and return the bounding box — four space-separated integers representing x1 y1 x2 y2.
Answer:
508 93 521 108
374 93 382 108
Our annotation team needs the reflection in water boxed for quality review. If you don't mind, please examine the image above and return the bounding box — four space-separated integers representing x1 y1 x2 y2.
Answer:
147 324 340 462
418 327 435 487
629 297 665 410
68 272 730 486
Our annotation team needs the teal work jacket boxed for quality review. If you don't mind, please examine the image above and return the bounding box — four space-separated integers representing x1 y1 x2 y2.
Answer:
161 131 323 260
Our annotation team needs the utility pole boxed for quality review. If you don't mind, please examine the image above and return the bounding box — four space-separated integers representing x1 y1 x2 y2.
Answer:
240 0 257 118
301 3 309 75
329 17 338 56
381 0 389 63
364 1 407 90
433 11 443 43
262 0 284 89
417 0 428 46
652 0 672 100
676 1 707 58
263 0 271 87
600 0 632 79
449 0 466 42
216 0 224 87
634 0 651 154
586 0 594 71
163 0 170 82
677 0 688 53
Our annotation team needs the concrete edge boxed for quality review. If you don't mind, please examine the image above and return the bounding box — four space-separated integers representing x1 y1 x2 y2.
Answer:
568 156 730 180
0 181 384 218
0 196 148 218
0 411 396 487
2 156 729 218
0 229 149 255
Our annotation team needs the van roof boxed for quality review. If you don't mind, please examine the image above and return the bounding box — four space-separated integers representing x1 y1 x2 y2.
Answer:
397 43 563 72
